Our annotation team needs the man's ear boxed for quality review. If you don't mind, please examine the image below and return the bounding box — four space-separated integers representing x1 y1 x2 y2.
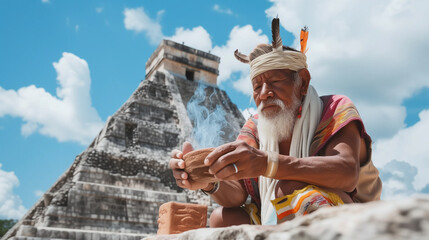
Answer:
298 68 311 96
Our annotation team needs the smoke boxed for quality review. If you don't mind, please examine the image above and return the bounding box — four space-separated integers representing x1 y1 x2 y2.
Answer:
187 83 227 149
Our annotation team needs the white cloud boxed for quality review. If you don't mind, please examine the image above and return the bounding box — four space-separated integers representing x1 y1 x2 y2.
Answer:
212 25 269 87
123 7 163 45
156 10 165 22
96 7 103 13
378 159 421 200
34 190 44 198
21 121 39 137
266 0 429 140
232 73 253 95
168 26 213 52
75 25 79 32
373 109 429 191
0 52 104 145
358 103 406 141
123 7 211 50
0 164 27 219
41 0 49 3
213 4 233 15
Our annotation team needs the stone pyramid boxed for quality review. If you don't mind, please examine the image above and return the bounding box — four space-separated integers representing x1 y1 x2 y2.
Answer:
3 40 245 240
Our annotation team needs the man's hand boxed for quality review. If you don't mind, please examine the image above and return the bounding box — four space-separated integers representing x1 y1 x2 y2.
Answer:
170 141 210 190
205 140 268 181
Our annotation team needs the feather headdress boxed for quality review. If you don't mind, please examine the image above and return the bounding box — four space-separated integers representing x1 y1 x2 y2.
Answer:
234 17 289 63
300 26 309 53
271 17 282 51
234 49 250 63
235 18 309 79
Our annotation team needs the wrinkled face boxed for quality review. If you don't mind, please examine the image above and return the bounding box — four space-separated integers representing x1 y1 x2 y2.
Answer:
252 69 301 117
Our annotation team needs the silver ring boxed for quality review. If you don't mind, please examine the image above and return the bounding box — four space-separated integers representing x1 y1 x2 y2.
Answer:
232 163 238 173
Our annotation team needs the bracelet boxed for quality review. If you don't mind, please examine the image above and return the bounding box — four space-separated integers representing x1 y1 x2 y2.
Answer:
263 151 279 178
200 181 220 195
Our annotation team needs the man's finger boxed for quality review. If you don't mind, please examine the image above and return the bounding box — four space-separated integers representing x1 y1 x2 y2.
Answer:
205 142 236 166
172 170 188 180
182 141 194 155
169 158 185 169
171 149 183 158
214 164 241 180
218 165 245 181
181 179 192 189
208 152 237 174
175 179 185 188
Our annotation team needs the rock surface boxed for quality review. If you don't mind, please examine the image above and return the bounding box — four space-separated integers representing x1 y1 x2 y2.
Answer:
147 196 429 240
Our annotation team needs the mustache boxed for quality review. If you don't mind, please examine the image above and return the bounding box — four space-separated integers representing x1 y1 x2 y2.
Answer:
257 99 286 112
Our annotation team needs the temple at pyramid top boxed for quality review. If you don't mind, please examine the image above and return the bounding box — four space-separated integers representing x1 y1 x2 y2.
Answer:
145 40 220 85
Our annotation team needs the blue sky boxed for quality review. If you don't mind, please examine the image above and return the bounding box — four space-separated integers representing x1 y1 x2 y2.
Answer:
1 0 428 219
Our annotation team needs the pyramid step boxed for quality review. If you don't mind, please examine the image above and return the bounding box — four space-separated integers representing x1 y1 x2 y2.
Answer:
14 225 149 240
72 181 186 202
73 165 177 192
36 182 188 232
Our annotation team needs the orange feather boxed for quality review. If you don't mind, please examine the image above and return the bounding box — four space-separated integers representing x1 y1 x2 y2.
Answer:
300 26 309 54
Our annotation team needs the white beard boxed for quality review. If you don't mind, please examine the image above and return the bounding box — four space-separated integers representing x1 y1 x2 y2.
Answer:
256 85 323 225
257 96 301 152
256 95 300 225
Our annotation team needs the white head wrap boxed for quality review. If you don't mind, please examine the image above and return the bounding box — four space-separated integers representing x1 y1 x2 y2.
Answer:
249 50 308 80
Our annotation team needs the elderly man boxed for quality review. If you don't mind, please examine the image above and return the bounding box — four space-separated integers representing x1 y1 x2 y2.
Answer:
170 18 382 226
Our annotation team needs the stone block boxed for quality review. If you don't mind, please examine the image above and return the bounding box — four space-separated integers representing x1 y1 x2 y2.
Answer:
183 148 216 184
157 201 207 235
16 225 37 237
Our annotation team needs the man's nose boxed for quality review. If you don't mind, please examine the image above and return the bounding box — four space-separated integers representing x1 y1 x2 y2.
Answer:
260 82 274 100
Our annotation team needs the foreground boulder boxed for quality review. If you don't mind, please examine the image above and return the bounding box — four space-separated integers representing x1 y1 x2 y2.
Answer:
147 195 429 240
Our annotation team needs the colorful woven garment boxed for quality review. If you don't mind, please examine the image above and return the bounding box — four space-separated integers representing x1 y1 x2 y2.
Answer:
270 185 344 222
238 95 372 209
309 95 366 156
